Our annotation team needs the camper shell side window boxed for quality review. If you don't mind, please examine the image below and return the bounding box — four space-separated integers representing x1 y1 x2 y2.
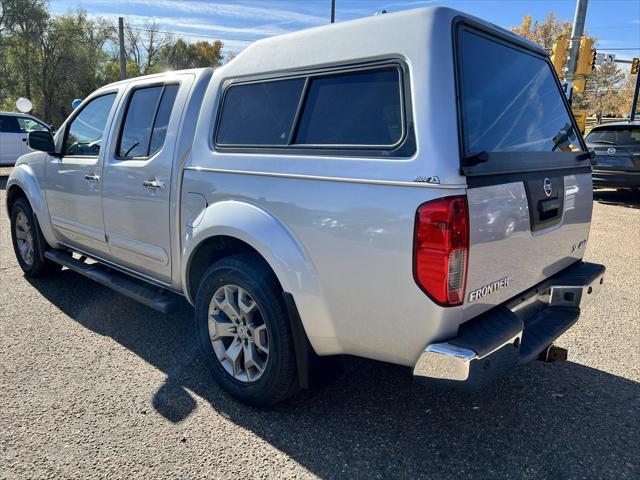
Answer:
213 61 416 158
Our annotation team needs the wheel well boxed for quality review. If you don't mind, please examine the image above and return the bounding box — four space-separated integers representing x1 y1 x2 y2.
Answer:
187 235 281 301
6 185 27 213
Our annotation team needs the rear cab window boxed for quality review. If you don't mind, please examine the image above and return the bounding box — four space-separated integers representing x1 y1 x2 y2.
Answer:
455 24 586 175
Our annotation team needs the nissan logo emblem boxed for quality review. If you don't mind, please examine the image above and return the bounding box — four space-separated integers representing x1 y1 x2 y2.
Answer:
543 177 553 197
607 147 616 155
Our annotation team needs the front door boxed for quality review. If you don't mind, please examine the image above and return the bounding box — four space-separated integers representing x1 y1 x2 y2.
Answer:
45 92 119 257
0 115 26 165
101 78 185 283
16 116 51 155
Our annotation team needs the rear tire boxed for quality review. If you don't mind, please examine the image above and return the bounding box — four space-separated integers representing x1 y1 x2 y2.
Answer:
10 197 61 277
195 253 299 407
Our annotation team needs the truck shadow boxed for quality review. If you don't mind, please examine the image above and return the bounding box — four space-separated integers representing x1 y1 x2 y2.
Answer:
594 189 640 209
27 271 639 479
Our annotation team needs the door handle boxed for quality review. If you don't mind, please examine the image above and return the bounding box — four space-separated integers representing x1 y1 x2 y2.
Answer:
538 197 560 214
84 173 100 183
143 178 165 190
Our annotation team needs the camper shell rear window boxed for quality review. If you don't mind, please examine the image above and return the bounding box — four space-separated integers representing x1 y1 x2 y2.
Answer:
455 22 587 175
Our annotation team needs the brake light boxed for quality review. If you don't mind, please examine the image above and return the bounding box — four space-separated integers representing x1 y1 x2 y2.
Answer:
413 196 469 306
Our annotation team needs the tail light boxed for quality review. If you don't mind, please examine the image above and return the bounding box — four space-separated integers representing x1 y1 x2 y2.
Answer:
413 196 469 306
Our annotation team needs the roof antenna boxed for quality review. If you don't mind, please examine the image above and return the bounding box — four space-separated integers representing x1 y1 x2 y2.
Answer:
374 9 388 15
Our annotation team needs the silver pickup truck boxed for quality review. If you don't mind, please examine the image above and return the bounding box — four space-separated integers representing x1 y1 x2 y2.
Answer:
7 7 605 406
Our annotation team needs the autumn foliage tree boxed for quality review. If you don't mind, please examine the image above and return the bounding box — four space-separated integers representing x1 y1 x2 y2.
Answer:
573 63 635 118
511 13 572 54
157 38 224 70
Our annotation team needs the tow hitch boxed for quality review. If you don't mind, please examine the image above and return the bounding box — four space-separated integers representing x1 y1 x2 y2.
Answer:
539 344 568 363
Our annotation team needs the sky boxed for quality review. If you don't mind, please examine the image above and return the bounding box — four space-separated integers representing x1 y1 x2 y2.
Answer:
50 0 640 58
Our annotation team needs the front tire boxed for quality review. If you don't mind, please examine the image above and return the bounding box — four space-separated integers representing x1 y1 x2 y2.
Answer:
10 197 61 277
195 253 299 406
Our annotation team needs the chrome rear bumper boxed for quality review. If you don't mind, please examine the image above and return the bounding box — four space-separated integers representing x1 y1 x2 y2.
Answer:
414 261 605 388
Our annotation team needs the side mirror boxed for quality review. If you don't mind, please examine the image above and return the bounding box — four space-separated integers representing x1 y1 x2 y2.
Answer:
28 130 58 155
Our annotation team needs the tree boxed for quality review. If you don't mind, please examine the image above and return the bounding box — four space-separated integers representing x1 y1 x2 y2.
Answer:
511 13 572 54
35 11 113 124
0 5 114 125
140 21 172 74
0 1 226 125
122 20 172 75
102 59 138 83
573 64 634 117
12 0 48 100
158 38 224 70
0 0 48 106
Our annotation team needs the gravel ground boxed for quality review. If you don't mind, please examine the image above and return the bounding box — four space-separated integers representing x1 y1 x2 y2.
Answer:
0 167 638 479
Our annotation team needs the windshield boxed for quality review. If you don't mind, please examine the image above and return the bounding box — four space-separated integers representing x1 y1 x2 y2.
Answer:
586 126 640 147
458 28 582 156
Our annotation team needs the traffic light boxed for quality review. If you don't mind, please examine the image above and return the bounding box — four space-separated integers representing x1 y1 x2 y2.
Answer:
551 38 570 76
575 37 595 75
632 57 639 75
572 78 586 94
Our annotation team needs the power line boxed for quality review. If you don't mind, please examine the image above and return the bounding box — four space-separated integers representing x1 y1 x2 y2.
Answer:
24 23 259 50
126 26 257 43
588 25 640 29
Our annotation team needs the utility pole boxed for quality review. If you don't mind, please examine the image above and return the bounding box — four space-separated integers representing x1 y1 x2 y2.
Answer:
118 17 126 81
565 0 589 103
631 71 639 121
330 0 336 23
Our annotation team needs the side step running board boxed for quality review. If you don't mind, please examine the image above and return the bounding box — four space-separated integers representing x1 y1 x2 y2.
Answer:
44 250 181 314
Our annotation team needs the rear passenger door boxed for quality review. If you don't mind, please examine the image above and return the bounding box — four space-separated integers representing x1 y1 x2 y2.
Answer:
0 115 25 165
101 78 186 283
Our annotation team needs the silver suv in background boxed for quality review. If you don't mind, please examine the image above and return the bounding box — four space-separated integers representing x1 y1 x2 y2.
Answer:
7 7 605 406
0 112 52 166
585 121 640 191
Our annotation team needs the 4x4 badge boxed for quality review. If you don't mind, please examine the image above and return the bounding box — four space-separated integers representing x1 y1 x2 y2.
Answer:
543 177 552 197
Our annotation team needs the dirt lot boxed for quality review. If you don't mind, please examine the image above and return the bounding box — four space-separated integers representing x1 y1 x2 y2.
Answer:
1 168 638 479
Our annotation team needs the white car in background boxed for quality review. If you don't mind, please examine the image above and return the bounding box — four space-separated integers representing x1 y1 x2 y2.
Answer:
0 112 52 166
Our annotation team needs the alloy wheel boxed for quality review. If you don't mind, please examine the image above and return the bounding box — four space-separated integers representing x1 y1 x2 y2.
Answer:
208 284 270 383
15 211 35 266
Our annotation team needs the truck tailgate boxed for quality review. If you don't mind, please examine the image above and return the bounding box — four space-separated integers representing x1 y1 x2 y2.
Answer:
463 173 592 320
454 23 593 319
